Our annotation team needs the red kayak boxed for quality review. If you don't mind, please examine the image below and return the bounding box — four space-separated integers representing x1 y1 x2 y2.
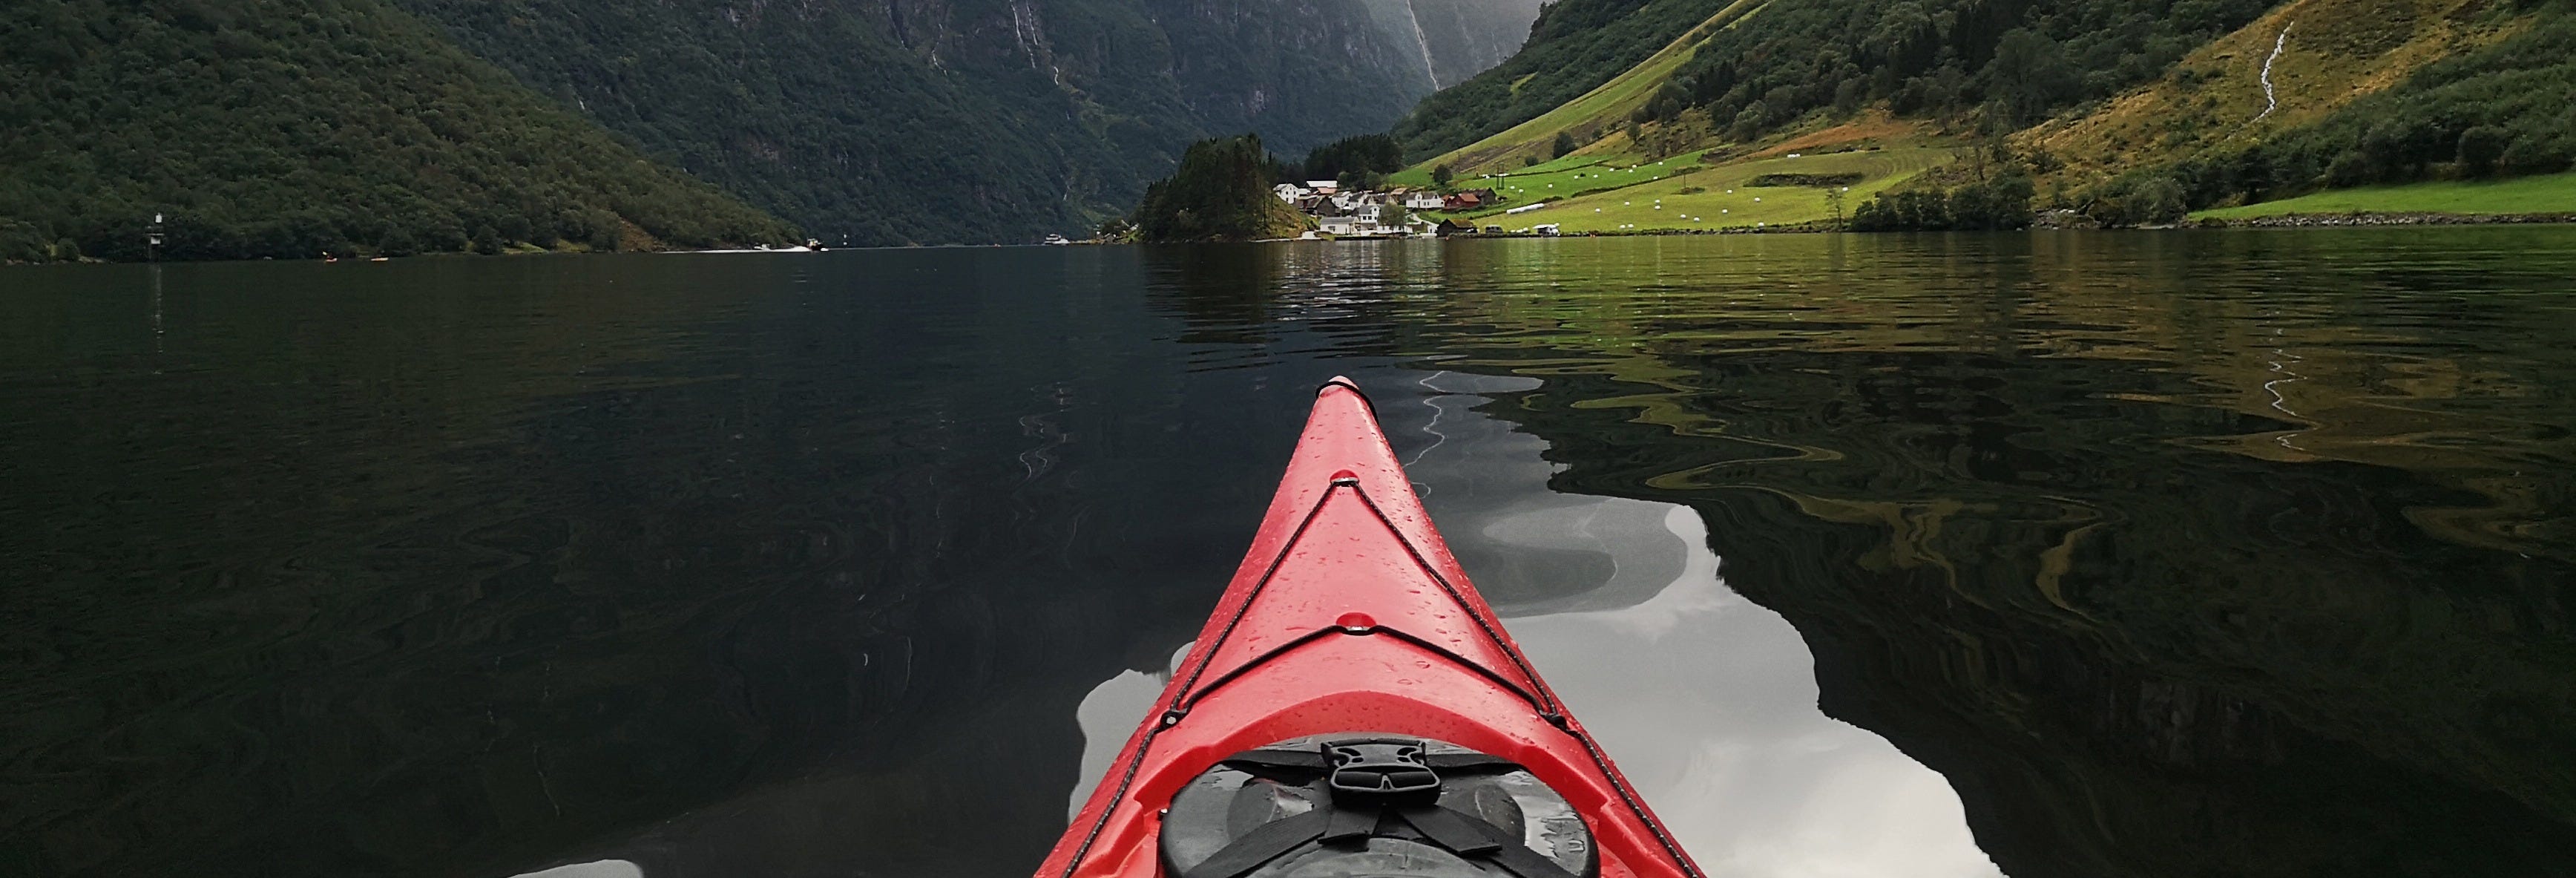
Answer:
1039 379 1702 878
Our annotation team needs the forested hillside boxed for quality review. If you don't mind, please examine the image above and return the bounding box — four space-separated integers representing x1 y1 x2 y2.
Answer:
397 0 1520 246
1387 0 2574 227
0 0 799 263
1404 0 2282 162
1131 135 1312 241
1644 0 2279 140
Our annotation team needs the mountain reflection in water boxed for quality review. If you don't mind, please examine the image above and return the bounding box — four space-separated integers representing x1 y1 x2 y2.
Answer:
4 231 2572 878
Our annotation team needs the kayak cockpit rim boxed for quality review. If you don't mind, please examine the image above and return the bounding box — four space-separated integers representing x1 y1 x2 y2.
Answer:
1048 377 1703 878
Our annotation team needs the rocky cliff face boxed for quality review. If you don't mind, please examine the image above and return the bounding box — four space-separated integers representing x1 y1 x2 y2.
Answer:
1406 0 1546 87
395 0 1522 246
1352 0 1545 89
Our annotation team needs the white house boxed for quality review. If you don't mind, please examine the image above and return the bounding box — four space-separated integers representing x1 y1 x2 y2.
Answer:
1318 213 1358 235
1402 190 1445 210
1273 183 1308 203
1306 180 1340 194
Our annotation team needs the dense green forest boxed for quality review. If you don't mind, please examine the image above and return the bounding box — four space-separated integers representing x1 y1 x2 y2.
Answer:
1286 134 1408 187
0 0 798 263
1132 135 1310 242
397 0 1444 246
1389 0 2282 163
1850 172 2037 230
1643 0 2277 141
1391 0 1732 163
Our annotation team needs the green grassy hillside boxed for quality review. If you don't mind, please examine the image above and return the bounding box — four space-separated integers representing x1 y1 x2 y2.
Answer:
1487 146 1954 232
1416 150 1715 200
2023 0 2529 191
1411 0 1764 174
0 0 799 263
1387 0 2573 229
1389 0 1746 163
2192 170 2576 218
2060 3 2576 219
1399 0 2284 170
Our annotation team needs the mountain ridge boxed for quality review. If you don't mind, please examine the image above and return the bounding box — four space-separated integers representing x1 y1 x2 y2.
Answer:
0 0 802 263
397 0 1541 246
3 0 1545 260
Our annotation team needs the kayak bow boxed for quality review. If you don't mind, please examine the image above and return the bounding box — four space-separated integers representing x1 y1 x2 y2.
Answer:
1039 378 1701 878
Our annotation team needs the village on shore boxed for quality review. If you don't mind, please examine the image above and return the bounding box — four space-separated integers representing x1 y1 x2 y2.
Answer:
1270 180 1559 238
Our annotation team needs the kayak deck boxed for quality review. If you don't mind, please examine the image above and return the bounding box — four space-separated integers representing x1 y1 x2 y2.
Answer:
1040 379 1701 878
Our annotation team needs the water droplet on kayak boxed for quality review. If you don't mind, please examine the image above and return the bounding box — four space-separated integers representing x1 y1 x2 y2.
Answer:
1336 612 1375 632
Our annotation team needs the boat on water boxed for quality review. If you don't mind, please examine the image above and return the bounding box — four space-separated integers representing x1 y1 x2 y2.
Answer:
1040 379 1701 878
1044 234 1074 246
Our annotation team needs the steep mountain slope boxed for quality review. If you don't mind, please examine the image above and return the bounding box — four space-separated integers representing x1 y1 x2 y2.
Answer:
1393 0 2571 224
1356 0 1547 89
1408 0 1547 86
2025 0 2516 180
1390 0 1741 163
1412 0 1763 174
0 0 798 263
398 0 1510 246
1404 0 2284 168
2028 0 2576 216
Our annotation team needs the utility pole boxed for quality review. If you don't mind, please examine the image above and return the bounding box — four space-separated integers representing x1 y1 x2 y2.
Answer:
145 213 165 261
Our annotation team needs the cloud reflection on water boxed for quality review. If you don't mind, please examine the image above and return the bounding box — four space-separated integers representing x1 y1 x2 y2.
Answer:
1065 373 2000 877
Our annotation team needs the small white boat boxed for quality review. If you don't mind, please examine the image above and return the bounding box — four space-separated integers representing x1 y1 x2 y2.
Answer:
1042 234 1072 246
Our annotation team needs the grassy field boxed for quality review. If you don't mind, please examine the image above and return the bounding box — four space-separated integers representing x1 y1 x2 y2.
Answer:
1402 0 1770 178
1419 149 1718 212
1477 146 1955 233
2193 171 2576 219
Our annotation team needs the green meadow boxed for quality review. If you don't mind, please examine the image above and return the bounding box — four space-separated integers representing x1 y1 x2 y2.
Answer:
2195 171 2576 220
1482 146 1954 233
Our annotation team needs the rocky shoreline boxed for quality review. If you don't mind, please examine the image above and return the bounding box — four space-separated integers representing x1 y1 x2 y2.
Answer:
2193 211 2576 228
1258 211 2575 243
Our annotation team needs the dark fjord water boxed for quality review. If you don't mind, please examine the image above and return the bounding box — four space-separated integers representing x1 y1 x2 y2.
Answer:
4 232 2573 878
